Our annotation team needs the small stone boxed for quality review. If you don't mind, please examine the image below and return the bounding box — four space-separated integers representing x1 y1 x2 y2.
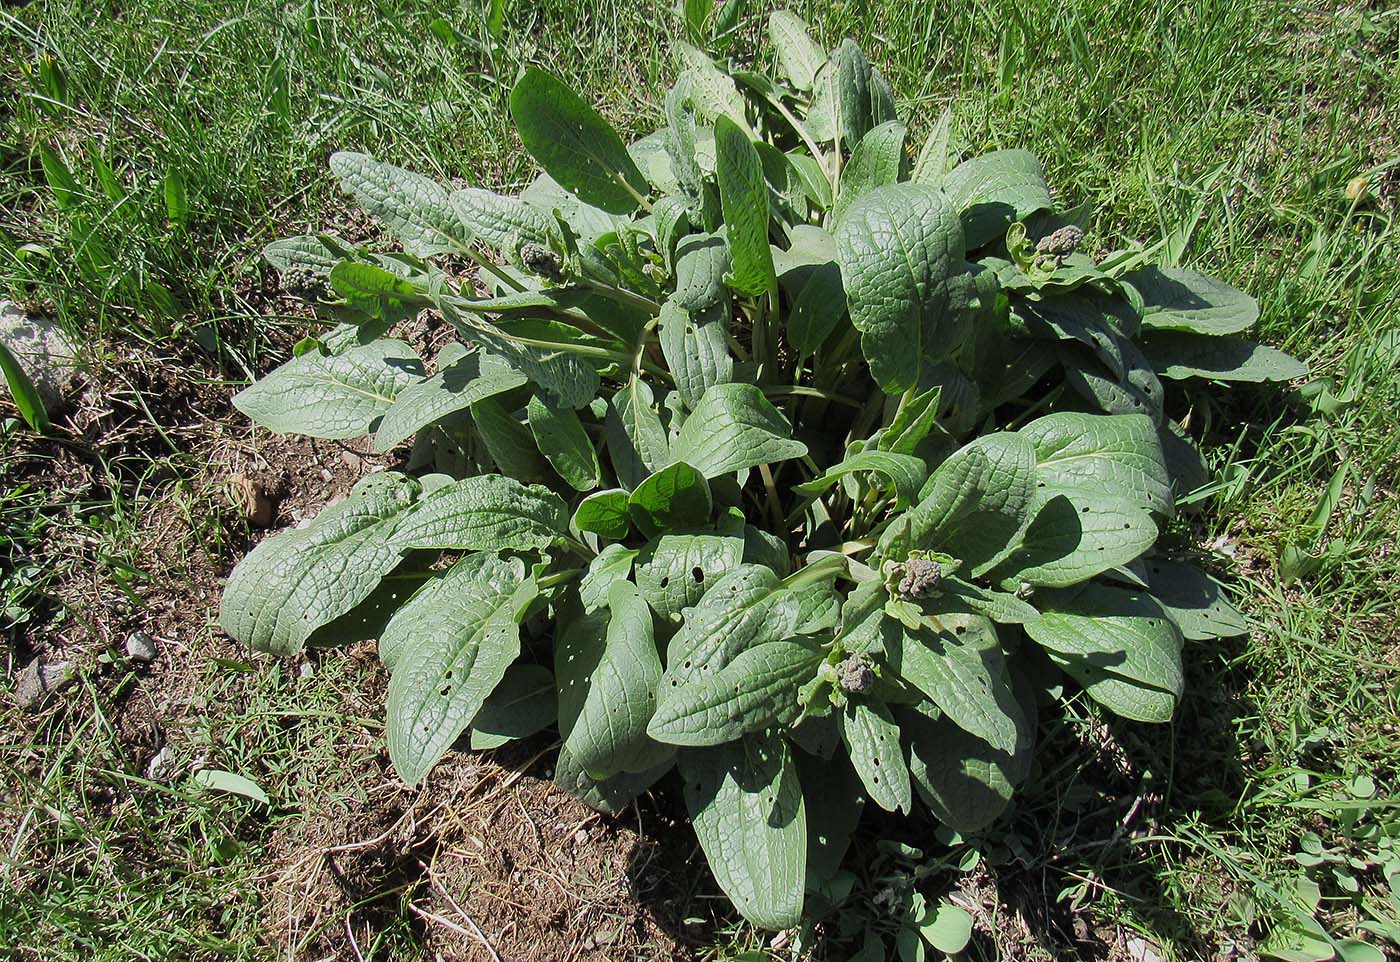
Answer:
340 450 362 468
14 657 74 710
125 631 158 663
0 301 83 412
318 468 334 482
298 660 315 679
227 474 275 528
146 745 177 782
574 828 589 845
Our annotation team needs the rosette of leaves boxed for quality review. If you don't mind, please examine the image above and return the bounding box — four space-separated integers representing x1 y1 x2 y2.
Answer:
220 10 1303 932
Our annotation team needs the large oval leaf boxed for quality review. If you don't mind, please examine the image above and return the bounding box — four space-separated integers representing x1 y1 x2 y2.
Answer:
373 350 526 452
1019 411 1173 517
384 556 530 784
233 340 424 440
220 473 423 656
509 67 648 215
669 383 808 478
680 736 807 930
389 474 568 552
835 183 966 394
1025 583 1184 722
714 116 776 297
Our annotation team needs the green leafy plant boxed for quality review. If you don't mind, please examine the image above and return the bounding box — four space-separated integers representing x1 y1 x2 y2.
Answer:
220 11 1306 931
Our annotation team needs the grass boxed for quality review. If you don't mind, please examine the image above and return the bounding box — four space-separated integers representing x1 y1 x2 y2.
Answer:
1 0 1398 959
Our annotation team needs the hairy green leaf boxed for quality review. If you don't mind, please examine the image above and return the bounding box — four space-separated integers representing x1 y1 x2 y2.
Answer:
835 183 966 394
1025 583 1184 722
939 149 1053 249
839 697 911 813
680 736 806 929
1019 412 1173 516
650 639 820 745
374 350 526 452
390 474 569 552
795 450 928 509
509 67 648 214
527 393 603 491
1127 266 1259 335
833 121 907 223
385 558 531 784
469 662 557 749
233 340 423 440
659 299 735 411
714 116 777 297
1142 558 1247 640
629 461 713 538
635 530 745 622
768 11 825 91
895 614 1024 754
669 383 808 478
573 489 631 540
329 152 469 257
1141 332 1308 382
221 473 424 656
604 377 672 490
559 580 673 776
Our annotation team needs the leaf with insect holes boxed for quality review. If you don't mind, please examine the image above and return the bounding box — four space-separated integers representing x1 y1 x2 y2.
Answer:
839 697 911 814
635 530 745 622
988 487 1158 589
714 117 776 297
374 350 527 452
1025 583 1184 722
659 299 735 411
221 473 425 657
895 614 1025 755
939 149 1053 249
649 638 821 746
377 553 522 670
233 340 423 440
330 152 470 257
835 183 966 395
1142 558 1247 640
467 662 557 749
389 474 569 552
681 735 807 930
661 564 808 689
1019 412 1173 517
559 580 673 777
669 383 807 479
385 558 534 785
509 68 649 215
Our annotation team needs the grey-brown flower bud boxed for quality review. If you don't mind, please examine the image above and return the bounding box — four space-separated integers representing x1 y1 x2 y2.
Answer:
1036 224 1085 258
836 654 874 694
520 243 565 281
897 558 942 599
281 266 331 301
